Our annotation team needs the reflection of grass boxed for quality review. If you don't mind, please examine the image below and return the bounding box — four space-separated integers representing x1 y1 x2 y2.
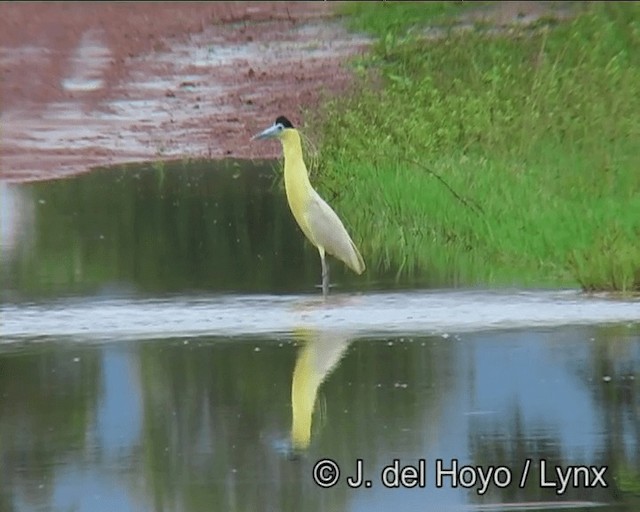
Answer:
135 334 455 510
311 3 640 291
618 465 640 496
0 348 101 505
7 159 325 299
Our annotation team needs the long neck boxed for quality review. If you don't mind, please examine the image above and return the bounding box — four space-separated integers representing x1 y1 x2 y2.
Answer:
290 340 318 450
281 129 312 192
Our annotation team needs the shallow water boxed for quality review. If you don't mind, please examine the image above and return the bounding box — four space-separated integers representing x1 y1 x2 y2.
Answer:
1 162 639 511
1 323 639 512
0 160 379 302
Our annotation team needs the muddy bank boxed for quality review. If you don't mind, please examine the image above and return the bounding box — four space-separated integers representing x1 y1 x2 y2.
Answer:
0 2 370 182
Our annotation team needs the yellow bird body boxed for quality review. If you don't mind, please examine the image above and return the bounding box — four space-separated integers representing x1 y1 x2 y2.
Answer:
281 130 315 244
280 129 365 275
253 116 365 295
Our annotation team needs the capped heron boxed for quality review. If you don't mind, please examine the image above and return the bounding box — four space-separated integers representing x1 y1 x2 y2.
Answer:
252 116 365 296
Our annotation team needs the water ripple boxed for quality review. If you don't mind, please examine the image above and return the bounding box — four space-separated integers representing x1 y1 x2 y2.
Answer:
1 290 638 343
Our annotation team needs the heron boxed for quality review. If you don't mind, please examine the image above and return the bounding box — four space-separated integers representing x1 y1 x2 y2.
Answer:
252 116 365 296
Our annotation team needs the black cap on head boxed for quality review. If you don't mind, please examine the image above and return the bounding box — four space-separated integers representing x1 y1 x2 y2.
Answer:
275 116 294 128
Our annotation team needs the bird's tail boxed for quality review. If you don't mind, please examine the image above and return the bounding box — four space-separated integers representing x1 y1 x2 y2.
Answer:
347 239 366 275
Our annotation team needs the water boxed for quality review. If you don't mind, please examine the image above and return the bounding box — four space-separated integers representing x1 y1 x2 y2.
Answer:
0 160 380 302
1 291 639 342
1 162 639 512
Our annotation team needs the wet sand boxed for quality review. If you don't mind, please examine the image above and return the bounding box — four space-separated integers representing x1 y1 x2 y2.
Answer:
0 2 369 182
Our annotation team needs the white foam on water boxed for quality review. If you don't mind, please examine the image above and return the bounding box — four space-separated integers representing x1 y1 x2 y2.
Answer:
1 290 638 343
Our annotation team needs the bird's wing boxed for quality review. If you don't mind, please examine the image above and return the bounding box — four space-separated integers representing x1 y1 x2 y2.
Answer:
304 191 366 274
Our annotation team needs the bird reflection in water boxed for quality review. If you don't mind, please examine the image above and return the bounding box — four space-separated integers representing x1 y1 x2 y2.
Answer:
290 328 353 456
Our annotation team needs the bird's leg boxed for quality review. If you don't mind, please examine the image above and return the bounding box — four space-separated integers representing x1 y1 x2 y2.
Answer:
320 249 330 297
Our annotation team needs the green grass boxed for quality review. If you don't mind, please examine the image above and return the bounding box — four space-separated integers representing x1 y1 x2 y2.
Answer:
339 1 475 37
307 2 640 291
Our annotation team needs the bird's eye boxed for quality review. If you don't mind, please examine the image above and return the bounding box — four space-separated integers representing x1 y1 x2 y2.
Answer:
277 124 284 131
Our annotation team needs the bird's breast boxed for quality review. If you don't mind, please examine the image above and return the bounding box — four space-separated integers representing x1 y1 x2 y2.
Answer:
284 175 309 224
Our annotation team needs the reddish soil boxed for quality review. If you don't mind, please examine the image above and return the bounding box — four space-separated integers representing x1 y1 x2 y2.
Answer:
0 2 573 183
0 1 369 182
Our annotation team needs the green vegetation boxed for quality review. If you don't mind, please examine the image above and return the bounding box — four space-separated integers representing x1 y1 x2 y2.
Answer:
310 2 640 291
340 1 474 37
